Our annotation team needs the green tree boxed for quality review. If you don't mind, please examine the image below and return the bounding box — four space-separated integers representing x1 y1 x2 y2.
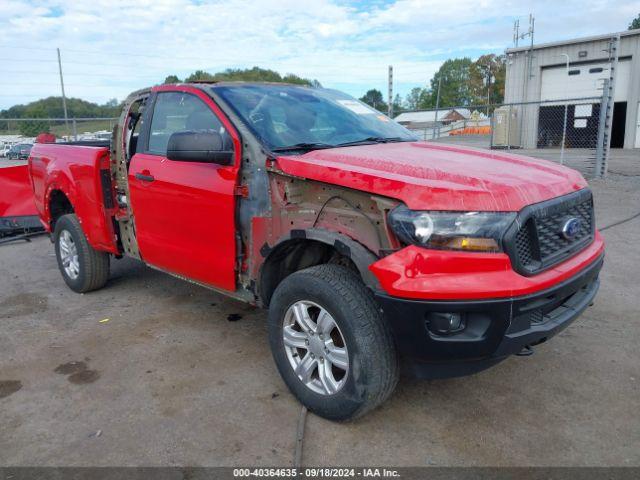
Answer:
19 120 50 136
163 75 181 84
429 58 476 107
405 87 422 110
471 54 506 105
630 13 640 30
405 86 434 110
16 102 50 136
392 94 404 114
185 70 216 82
182 67 318 86
402 54 506 111
403 59 475 110
359 89 387 112
1 97 121 119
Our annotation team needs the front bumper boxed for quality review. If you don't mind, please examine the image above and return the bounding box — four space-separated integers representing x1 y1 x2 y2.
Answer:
375 254 603 379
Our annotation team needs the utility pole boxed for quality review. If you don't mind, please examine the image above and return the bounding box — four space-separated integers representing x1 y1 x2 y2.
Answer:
481 63 492 115
487 67 492 111
387 65 393 118
57 48 69 135
432 76 442 140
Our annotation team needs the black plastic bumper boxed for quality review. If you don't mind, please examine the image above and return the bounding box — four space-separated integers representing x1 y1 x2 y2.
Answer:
375 255 603 379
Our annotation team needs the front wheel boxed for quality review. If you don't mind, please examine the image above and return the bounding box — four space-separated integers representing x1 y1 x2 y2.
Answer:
54 214 110 293
268 264 399 421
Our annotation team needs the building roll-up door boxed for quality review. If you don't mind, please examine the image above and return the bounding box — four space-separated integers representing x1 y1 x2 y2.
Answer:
540 59 631 104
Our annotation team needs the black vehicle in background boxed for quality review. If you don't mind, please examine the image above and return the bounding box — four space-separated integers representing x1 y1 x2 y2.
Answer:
7 143 33 160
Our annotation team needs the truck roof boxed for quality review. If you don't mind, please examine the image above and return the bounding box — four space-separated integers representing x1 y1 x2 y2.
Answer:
170 81 316 89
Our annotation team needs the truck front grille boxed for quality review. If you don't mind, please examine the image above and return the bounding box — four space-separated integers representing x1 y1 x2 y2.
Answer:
505 189 595 276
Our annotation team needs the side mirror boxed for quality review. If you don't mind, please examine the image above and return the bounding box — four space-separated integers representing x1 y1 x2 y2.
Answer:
166 130 233 165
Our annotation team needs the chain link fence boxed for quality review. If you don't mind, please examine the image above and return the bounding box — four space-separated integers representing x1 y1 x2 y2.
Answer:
0 98 613 178
397 96 607 178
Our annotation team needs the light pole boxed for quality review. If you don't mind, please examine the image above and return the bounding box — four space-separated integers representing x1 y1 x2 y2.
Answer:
560 53 569 165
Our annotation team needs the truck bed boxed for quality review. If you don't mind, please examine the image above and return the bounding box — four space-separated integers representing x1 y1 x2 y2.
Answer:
28 143 119 253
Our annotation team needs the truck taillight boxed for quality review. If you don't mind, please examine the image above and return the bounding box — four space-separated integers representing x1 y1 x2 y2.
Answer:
99 152 111 170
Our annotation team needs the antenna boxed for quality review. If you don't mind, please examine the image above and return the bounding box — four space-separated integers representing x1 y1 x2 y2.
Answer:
514 14 534 48
514 15 536 79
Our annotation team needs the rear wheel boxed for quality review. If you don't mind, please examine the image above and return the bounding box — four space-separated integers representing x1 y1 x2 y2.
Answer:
268 264 399 421
54 214 110 293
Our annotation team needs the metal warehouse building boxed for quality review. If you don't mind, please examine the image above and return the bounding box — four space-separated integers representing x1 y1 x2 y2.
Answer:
504 29 640 150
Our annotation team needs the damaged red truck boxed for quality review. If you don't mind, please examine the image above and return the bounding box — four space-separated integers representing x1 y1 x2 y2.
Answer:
28 83 604 420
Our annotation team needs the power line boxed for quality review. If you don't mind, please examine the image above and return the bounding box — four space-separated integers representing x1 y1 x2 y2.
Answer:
0 44 306 64
0 44 446 71
2 69 162 78
0 57 144 68
0 82 127 87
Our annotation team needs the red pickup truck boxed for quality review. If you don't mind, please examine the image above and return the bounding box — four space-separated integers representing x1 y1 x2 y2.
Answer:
28 82 604 420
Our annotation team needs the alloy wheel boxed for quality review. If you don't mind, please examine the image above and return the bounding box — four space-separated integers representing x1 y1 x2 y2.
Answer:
282 300 349 395
59 230 80 280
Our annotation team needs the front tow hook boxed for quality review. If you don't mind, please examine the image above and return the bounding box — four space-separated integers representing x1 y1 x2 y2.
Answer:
516 345 534 357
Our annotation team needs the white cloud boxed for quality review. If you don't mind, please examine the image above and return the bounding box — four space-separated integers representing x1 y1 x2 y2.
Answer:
0 0 637 109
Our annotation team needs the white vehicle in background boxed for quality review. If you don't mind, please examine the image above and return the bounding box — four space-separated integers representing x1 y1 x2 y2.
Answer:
93 130 112 141
1 144 13 158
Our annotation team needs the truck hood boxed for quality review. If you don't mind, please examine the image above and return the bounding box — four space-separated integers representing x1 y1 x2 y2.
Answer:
275 141 587 211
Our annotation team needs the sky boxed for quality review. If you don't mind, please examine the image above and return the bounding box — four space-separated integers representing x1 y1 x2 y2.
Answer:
0 0 638 111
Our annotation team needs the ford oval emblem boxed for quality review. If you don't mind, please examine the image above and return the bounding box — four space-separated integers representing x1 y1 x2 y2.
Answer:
561 217 581 240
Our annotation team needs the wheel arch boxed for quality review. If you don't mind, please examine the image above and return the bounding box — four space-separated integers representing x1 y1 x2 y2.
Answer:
258 228 381 306
48 188 74 231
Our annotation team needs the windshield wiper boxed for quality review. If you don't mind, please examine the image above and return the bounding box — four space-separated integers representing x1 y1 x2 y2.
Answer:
270 142 334 153
334 136 407 147
270 137 409 153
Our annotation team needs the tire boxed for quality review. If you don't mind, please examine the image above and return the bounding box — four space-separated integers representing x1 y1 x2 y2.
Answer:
268 264 399 421
54 214 110 293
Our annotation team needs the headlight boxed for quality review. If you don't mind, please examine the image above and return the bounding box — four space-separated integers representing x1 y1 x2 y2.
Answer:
388 205 516 252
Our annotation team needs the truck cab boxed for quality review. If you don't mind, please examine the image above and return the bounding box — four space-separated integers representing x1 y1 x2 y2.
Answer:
28 82 604 420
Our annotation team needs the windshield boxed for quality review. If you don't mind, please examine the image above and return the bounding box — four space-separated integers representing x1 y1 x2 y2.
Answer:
212 84 416 151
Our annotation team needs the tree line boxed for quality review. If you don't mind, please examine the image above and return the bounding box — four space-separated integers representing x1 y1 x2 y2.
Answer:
2 59 504 135
162 66 320 87
0 97 122 137
0 67 319 136
0 96 121 120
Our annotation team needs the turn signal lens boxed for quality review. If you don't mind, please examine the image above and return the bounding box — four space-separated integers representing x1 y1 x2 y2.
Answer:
429 236 501 252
